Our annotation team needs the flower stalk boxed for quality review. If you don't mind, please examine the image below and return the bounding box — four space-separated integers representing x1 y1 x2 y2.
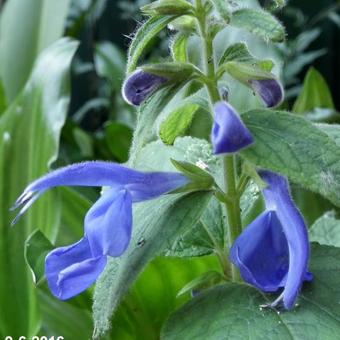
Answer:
194 0 242 281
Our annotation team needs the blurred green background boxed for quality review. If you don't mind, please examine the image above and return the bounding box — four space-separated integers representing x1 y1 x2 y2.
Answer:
0 0 339 339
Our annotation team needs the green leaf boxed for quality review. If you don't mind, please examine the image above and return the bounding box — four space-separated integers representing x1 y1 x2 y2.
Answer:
92 191 212 338
309 211 340 247
127 15 178 73
142 62 198 80
211 0 231 23
230 8 285 43
293 67 335 114
162 244 340 340
241 109 340 207
159 103 200 144
134 136 224 258
171 159 214 183
218 42 274 71
158 88 210 145
105 122 133 163
317 123 340 146
134 137 220 175
25 230 54 285
141 0 193 16
0 0 71 101
171 34 189 62
0 38 78 337
94 41 126 91
221 61 276 84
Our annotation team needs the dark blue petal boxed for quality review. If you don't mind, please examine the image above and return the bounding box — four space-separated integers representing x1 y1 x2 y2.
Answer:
122 69 167 106
85 189 132 257
12 161 188 223
211 101 253 154
249 78 283 108
45 237 107 300
260 170 310 309
127 172 189 202
230 211 289 292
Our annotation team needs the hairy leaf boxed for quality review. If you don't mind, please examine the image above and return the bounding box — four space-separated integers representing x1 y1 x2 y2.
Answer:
309 211 340 247
127 15 177 73
92 191 212 338
171 34 189 62
230 8 285 43
162 244 340 340
241 109 340 207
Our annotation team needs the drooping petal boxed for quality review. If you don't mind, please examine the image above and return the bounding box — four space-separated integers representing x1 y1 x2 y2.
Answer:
211 101 253 154
249 78 283 108
85 189 132 257
122 69 167 106
259 170 310 309
12 161 188 223
45 237 107 300
230 211 289 292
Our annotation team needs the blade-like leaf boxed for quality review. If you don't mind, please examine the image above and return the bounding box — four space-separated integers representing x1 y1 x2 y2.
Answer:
171 34 189 62
92 191 212 338
159 103 200 145
0 0 71 100
0 38 78 337
127 15 178 73
241 109 340 207
293 67 335 114
162 244 340 340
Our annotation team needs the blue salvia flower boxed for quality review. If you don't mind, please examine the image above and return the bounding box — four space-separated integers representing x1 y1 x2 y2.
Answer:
249 78 284 108
122 69 167 106
230 170 312 309
12 161 188 299
211 101 253 154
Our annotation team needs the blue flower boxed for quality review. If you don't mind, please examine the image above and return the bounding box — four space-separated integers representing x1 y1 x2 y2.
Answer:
211 101 253 154
122 69 167 106
230 170 311 309
249 78 283 108
12 161 188 299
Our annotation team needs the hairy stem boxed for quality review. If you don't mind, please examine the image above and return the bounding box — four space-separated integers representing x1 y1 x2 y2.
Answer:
195 0 242 281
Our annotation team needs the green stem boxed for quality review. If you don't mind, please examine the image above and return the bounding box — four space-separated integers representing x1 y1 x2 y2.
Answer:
195 0 242 281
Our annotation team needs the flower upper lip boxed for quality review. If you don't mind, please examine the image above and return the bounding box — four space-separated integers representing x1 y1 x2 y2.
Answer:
11 161 189 300
230 170 311 309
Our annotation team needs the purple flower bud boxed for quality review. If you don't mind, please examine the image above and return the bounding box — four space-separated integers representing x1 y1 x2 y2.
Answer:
249 78 284 108
122 69 167 106
230 171 311 310
211 101 253 154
